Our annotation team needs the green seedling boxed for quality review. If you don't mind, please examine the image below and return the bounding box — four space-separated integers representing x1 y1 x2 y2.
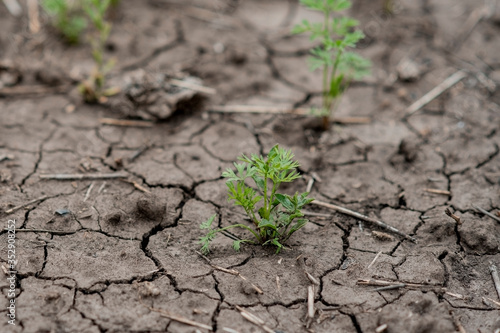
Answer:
78 0 119 103
292 0 371 130
42 0 87 44
199 145 314 255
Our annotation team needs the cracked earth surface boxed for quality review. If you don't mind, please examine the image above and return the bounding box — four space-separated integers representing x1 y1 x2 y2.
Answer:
1 0 500 332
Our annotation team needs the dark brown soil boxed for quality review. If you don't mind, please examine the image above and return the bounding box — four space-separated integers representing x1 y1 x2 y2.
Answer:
1 0 499 332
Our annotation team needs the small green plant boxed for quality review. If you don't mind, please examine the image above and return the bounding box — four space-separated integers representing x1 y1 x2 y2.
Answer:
78 0 118 103
42 0 87 44
292 0 371 130
199 145 314 254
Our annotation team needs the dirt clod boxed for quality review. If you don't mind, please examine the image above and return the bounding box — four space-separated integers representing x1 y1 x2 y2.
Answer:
391 138 419 166
138 281 161 297
105 211 122 224
136 196 166 221
378 291 455 333
459 213 500 255
44 291 61 302
35 67 65 86
241 280 259 295
111 70 204 120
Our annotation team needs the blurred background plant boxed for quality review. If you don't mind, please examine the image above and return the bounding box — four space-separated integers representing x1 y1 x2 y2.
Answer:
41 0 87 44
41 0 119 102
78 0 119 103
292 0 371 130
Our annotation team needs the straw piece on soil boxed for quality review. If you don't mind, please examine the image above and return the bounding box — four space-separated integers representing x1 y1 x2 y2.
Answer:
169 78 216 95
195 251 263 294
136 287 212 330
235 306 274 333
174 4 241 28
406 70 467 116
83 182 95 202
210 105 371 124
312 200 416 242
211 105 310 115
211 265 239 276
452 3 493 51
28 0 40 33
445 291 466 300
238 274 264 294
473 205 500 223
307 285 315 319
372 284 406 292
157 311 212 330
129 144 151 162
358 278 466 299
305 271 320 286
302 211 332 218
97 182 107 194
311 172 322 182
367 251 383 269
296 255 320 285
99 118 154 127
2 0 22 16
424 188 451 196
482 296 500 308
357 278 429 289
222 328 240 333
489 263 500 300
372 230 395 241
5 195 49 214
276 276 282 298
306 177 315 193
445 208 462 224
120 179 150 193
40 172 128 180
0 85 66 95
452 314 467 333
142 301 212 331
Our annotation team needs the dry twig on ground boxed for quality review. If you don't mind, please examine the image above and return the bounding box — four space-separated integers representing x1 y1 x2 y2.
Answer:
474 205 500 223
196 251 263 294
137 293 212 331
445 208 462 224
489 263 500 300
405 70 467 116
99 118 154 127
235 305 274 333
312 200 416 242
5 195 49 214
210 105 371 124
40 172 128 180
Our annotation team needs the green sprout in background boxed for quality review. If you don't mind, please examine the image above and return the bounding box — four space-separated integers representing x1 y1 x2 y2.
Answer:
42 0 87 44
78 0 119 103
292 0 371 130
42 0 119 102
199 145 314 255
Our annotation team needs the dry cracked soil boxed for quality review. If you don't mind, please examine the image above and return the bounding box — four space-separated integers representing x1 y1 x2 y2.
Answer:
1 0 500 332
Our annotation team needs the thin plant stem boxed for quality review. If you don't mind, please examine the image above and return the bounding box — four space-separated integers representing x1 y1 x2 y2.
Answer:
218 224 262 243
322 6 330 116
